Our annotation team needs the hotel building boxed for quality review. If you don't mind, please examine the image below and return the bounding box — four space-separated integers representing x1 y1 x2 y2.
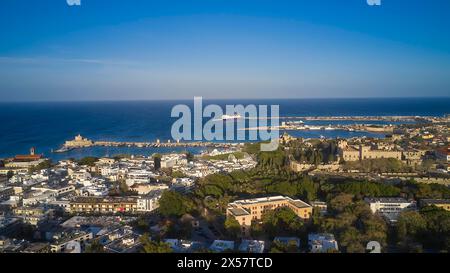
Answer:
226 196 312 235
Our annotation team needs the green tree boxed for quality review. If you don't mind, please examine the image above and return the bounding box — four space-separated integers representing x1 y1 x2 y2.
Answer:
266 181 297 197
395 207 450 252
419 206 450 251
396 211 427 243
154 154 161 170
77 157 98 167
85 240 105 253
185 152 194 162
261 207 304 238
257 150 286 170
224 217 241 239
172 170 187 178
270 240 299 253
140 234 173 253
339 227 365 253
335 181 401 198
28 160 52 173
158 191 194 217
297 176 318 201
319 197 388 253
328 193 354 213
198 173 234 197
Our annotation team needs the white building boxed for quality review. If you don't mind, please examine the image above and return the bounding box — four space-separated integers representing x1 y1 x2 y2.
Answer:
164 239 203 253
364 197 416 223
308 233 339 253
78 185 109 197
137 190 164 212
99 166 119 178
125 170 155 186
131 183 168 195
22 191 56 206
50 231 93 253
31 185 75 197
238 240 265 253
170 178 195 194
160 154 188 169
68 169 92 181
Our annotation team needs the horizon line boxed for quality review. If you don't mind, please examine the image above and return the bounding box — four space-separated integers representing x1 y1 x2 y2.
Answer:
1 96 450 103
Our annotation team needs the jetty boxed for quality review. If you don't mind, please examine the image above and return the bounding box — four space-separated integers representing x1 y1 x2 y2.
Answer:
54 135 244 153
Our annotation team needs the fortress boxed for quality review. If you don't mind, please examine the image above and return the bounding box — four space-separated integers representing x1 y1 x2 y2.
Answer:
339 140 402 162
64 134 94 148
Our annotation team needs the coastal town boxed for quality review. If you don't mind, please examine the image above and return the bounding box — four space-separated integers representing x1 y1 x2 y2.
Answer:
2 2 450 272
0 115 449 253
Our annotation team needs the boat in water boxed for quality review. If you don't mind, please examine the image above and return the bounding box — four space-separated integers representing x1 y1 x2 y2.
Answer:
221 114 242 120
53 146 74 153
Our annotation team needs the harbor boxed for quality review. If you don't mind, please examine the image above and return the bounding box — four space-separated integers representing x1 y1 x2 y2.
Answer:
54 134 245 154
54 115 440 153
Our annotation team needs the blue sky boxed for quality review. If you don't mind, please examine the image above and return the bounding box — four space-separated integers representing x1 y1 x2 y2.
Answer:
0 0 449 101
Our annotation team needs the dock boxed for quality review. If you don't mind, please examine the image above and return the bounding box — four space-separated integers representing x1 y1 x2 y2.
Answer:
55 135 245 153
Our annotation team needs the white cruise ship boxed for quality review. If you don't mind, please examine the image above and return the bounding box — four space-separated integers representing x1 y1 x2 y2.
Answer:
221 114 242 120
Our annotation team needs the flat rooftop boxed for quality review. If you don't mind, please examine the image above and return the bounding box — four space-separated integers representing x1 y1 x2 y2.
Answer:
227 196 311 217
290 199 312 209
364 197 409 203
71 196 137 204
231 196 291 205
228 207 250 217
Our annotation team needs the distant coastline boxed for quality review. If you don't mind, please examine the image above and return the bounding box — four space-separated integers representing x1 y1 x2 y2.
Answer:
0 98 448 160
1 96 450 104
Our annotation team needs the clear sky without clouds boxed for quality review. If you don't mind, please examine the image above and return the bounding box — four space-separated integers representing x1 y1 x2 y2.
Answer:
0 0 449 101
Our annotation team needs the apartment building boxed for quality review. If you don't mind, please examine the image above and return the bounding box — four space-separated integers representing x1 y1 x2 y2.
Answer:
0 187 14 202
364 197 416 222
70 197 138 214
13 206 52 226
136 190 163 212
50 231 93 253
226 196 312 234
31 185 75 197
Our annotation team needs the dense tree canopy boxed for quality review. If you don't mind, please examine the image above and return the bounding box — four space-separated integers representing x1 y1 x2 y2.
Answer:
260 207 304 238
343 158 410 173
333 181 401 198
317 194 388 253
140 234 173 253
397 206 450 252
77 157 98 167
28 160 52 173
224 217 241 239
158 191 195 217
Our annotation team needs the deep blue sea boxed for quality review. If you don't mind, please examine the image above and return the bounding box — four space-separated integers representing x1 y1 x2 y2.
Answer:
0 98 448 161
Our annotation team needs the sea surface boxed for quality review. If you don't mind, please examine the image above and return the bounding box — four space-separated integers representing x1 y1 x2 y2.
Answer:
0 98 448 161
